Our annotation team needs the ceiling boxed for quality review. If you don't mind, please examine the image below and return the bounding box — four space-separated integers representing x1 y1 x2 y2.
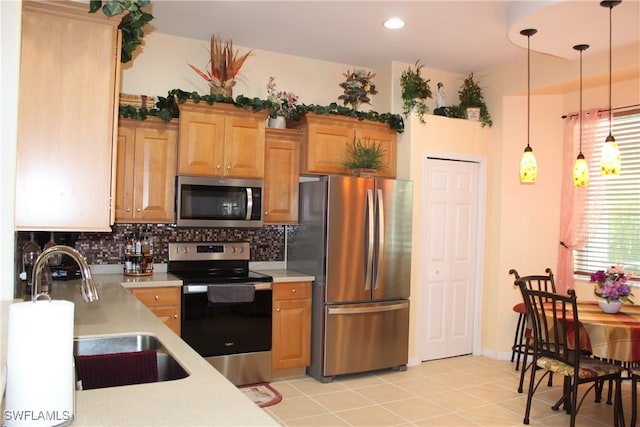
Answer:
149 1 640 74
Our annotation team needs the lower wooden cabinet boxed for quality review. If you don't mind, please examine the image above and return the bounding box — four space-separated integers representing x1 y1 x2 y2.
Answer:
129 286 181 335
272 282 311 371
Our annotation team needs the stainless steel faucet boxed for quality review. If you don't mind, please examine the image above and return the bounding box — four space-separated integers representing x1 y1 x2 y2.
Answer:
31 245 99 302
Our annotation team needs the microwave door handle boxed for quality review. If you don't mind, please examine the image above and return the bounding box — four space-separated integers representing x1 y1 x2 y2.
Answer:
245 188 253 220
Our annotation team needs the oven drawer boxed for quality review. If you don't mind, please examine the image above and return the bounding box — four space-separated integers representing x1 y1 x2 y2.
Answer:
273 282 311 300
131 287 180 308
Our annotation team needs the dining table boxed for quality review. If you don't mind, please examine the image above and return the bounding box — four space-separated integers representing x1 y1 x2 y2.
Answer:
575 301 640 363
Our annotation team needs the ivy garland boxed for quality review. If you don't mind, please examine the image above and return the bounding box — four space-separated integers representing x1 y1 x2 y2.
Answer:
119 89 405 133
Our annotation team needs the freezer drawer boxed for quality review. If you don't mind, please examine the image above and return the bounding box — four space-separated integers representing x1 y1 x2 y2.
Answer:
324 300 409 377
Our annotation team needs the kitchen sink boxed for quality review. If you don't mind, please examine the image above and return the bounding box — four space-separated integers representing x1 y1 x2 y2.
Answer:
73 334 189 390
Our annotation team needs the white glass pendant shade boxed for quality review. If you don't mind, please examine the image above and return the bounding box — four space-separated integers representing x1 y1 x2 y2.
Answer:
573 153 589 187
601 134 621 175
520 146 537 183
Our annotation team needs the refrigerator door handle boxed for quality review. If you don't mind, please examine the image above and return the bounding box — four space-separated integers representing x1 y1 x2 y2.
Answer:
364 188 375 291
327 301 408 315
374 188 385 290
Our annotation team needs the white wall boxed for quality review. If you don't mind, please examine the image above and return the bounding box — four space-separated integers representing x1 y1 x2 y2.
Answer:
0 0 20 302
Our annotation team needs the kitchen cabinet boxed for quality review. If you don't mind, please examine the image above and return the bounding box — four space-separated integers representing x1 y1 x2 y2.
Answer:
130 287 181 335
272 281 311 371
115 118 177 223
288 113 397 178
15 1 122 231
263 128 301 225
177 101 267 178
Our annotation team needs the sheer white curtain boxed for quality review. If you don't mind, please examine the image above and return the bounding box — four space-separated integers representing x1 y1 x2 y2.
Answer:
557 108 605 293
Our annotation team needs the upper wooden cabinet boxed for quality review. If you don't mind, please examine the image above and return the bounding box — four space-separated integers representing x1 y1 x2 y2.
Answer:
288 113 397 178
115 118 178 223
263 129 301 225
15 1 122 231
177 101 268 178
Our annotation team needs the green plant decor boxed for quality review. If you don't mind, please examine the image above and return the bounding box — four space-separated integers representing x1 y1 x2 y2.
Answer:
338 69 378 110
119 89 406 133
400 60 432 124
458 72 493 127
89 0 154 63
343 137 385 171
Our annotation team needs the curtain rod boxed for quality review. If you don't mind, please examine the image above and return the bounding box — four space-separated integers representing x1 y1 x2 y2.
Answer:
561 103 640 119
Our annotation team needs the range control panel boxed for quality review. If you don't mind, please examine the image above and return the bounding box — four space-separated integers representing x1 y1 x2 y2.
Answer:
168 242 250 262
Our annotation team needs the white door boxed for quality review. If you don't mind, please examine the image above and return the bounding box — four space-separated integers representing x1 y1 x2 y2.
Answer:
421 158 479 361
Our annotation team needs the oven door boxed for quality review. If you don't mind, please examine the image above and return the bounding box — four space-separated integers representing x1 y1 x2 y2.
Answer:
181 283 272 357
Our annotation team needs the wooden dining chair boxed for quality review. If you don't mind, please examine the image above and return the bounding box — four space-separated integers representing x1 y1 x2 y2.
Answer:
632 366 639 427
516 283 624 427
509 268 556 393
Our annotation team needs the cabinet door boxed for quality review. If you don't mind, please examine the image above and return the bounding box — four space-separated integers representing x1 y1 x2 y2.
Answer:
148 306 181 335
272 282 311 370
264 130 300 224
355 127 397 178
16 3 120 231
115 127 136 221
224 116 265 178
178 109 225 175
272 298 311 370
132 126 177 222
305 124 353 174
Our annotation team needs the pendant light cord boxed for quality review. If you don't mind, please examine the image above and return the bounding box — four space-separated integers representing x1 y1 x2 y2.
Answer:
580 48 584 154
608 3 613 136
527 33 531 149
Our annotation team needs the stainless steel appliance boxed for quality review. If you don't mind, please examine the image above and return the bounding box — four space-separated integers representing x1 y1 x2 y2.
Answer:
167 241 273 386
288 175 413 382
175 176 263 228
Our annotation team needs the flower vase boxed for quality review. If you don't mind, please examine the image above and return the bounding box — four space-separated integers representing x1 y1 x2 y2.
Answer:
268 116 287 129
598 299 623 314
210 80 234 98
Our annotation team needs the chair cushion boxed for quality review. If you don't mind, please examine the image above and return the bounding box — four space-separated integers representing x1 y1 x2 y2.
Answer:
537 356 622 379
632 367 640 377
512 302 526 314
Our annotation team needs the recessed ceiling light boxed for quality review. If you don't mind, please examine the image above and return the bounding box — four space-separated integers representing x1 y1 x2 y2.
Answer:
383 17 405 30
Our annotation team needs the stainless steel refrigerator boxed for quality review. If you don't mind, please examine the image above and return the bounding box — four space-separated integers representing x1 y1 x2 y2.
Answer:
287 175 412 382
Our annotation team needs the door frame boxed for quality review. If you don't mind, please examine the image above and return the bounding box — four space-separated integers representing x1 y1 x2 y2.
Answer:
417 151 487 361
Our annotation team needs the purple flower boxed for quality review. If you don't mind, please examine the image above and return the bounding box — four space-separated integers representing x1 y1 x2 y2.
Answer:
592 265 635 304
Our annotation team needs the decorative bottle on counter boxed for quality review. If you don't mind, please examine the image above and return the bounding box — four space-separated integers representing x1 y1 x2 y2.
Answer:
123 229 154 276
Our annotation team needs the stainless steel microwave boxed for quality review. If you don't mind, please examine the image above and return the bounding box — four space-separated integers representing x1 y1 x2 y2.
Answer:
175 176 263 228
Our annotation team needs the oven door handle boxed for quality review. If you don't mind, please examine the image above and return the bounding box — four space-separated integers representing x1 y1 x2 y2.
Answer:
183 283 272 294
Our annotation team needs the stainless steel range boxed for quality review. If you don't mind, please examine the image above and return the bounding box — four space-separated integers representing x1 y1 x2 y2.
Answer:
167 241 273 386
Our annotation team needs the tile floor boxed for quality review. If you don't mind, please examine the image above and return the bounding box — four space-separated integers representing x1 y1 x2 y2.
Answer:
263 355 636 426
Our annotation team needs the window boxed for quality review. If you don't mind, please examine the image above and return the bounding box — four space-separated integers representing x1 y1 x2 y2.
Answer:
574 110 640 278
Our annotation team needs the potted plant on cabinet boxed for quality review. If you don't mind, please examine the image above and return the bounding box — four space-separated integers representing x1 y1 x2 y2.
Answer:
343 137 385 176
400 60 432 124
188 34 252 98
266 77 299 128
458 72 492 127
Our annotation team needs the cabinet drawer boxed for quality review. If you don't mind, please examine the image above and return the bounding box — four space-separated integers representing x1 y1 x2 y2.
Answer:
273 282 311 300
131 287 180 307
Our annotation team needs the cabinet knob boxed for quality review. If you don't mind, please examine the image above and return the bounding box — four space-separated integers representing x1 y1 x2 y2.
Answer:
125 208 131 212
276 308 281 312
136 208 141 212
216 164 221 169
291 289 297 294
264 211 269 216
154 295 160 301
173 314 178 319
226 164 231 171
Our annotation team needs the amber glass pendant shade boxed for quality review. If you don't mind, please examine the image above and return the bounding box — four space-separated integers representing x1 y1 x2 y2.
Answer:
573 154 589 187
601 135 621 175
520 146 537 183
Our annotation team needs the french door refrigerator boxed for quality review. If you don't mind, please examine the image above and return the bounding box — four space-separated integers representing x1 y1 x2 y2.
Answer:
288 175 412 382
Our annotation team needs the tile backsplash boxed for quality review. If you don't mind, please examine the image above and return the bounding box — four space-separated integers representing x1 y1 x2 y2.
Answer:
16 224 287 265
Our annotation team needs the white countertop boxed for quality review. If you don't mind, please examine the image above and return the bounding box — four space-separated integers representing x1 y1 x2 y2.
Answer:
1 278 278 426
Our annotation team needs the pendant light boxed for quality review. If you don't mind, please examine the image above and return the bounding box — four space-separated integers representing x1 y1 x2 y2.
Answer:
519 29 537 184
600 0 621 176
573 44 590 187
